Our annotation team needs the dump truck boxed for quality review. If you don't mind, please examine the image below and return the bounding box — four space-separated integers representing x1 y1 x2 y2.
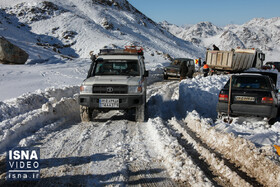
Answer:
206 48 265 74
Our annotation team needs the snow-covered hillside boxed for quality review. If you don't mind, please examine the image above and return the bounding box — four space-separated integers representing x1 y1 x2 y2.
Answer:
0 0 204 65
160 18 280 61
0 0 205 100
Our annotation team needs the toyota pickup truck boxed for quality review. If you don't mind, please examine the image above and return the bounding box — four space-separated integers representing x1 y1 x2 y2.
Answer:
78 46 149 122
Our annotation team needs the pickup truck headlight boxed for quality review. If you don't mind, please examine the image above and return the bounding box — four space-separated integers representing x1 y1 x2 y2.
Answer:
128 85 142 93
80 85 92 93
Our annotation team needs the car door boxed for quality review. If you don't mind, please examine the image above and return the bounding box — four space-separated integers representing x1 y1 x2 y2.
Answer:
189 59 195 73
186 59 194 77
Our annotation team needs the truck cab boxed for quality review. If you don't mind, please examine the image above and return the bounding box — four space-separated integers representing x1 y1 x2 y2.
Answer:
79 46 148 122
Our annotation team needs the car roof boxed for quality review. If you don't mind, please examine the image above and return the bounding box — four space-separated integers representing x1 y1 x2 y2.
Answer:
266 61 280 64
236 71 278 85
237 73 264 76
173 58 193 61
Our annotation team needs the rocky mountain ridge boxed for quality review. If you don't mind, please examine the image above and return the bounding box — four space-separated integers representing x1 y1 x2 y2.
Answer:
1 0 279 63
0 0 204 65
160 18 280 61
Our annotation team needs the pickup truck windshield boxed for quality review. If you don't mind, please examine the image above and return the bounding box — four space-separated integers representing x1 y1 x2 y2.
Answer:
94 60 140 76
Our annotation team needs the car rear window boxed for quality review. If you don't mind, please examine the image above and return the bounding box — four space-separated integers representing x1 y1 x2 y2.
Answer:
225 76 269 89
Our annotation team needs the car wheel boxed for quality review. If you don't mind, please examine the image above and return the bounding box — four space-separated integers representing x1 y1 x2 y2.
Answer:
135 103 145 122
268 118 277 125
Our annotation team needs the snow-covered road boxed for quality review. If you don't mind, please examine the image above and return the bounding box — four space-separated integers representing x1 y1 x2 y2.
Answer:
37 118 176 186
0 77 280 186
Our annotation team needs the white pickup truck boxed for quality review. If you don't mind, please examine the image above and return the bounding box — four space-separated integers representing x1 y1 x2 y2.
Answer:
78 46 149 122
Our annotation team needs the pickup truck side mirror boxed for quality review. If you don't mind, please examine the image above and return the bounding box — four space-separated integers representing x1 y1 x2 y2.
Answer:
259 53 265 61
144 70 149 77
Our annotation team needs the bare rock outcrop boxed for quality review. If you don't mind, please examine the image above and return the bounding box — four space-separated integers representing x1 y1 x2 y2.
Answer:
0 36 29 64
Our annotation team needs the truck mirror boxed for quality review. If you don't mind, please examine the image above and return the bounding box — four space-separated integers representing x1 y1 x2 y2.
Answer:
144 70 149 77
259 53 265 61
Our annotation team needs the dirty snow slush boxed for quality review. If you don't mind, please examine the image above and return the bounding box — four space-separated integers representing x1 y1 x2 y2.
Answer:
0 77 280 186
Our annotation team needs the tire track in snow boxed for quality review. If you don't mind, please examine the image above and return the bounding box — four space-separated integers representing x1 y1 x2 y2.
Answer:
168 119 261 187
35 119 177 186
31 120 128 186
146 117 214 186
183 113 280 187
124 119 177 186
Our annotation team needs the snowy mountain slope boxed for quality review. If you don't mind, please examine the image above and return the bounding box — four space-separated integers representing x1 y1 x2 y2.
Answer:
0 7 59 61
0 0 206 100
160 18 280 61
0 0 204 65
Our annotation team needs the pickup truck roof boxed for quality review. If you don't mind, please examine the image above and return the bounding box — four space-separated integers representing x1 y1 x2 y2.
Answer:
97 55 139 60
98 46 144 56
173 58 193 61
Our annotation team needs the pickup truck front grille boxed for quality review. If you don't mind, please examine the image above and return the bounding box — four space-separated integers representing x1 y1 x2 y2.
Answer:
92 85 128 94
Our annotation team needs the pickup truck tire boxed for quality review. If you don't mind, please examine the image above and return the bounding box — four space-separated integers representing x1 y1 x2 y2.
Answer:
135 103 145 122
80 106 93 122
188 71 194 78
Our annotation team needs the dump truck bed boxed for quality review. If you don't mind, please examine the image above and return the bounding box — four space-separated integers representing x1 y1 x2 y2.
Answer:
206 49 256 72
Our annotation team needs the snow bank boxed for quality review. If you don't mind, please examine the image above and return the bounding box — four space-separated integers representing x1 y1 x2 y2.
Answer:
147 81 182 120
184 111 280 187
0 86 80 154
215 118 280 148
179 75 229 119
0 86 79 121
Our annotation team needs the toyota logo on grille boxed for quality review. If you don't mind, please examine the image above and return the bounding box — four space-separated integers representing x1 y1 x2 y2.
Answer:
107 87 114 93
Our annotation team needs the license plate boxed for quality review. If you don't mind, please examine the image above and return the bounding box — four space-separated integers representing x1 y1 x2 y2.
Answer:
235 96 255 102
99 99 119 108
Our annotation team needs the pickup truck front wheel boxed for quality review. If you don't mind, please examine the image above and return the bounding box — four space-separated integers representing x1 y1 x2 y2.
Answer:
80 106 93 122
135 103 145 122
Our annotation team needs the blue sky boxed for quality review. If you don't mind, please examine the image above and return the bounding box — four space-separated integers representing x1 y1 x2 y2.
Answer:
129 0 280 26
